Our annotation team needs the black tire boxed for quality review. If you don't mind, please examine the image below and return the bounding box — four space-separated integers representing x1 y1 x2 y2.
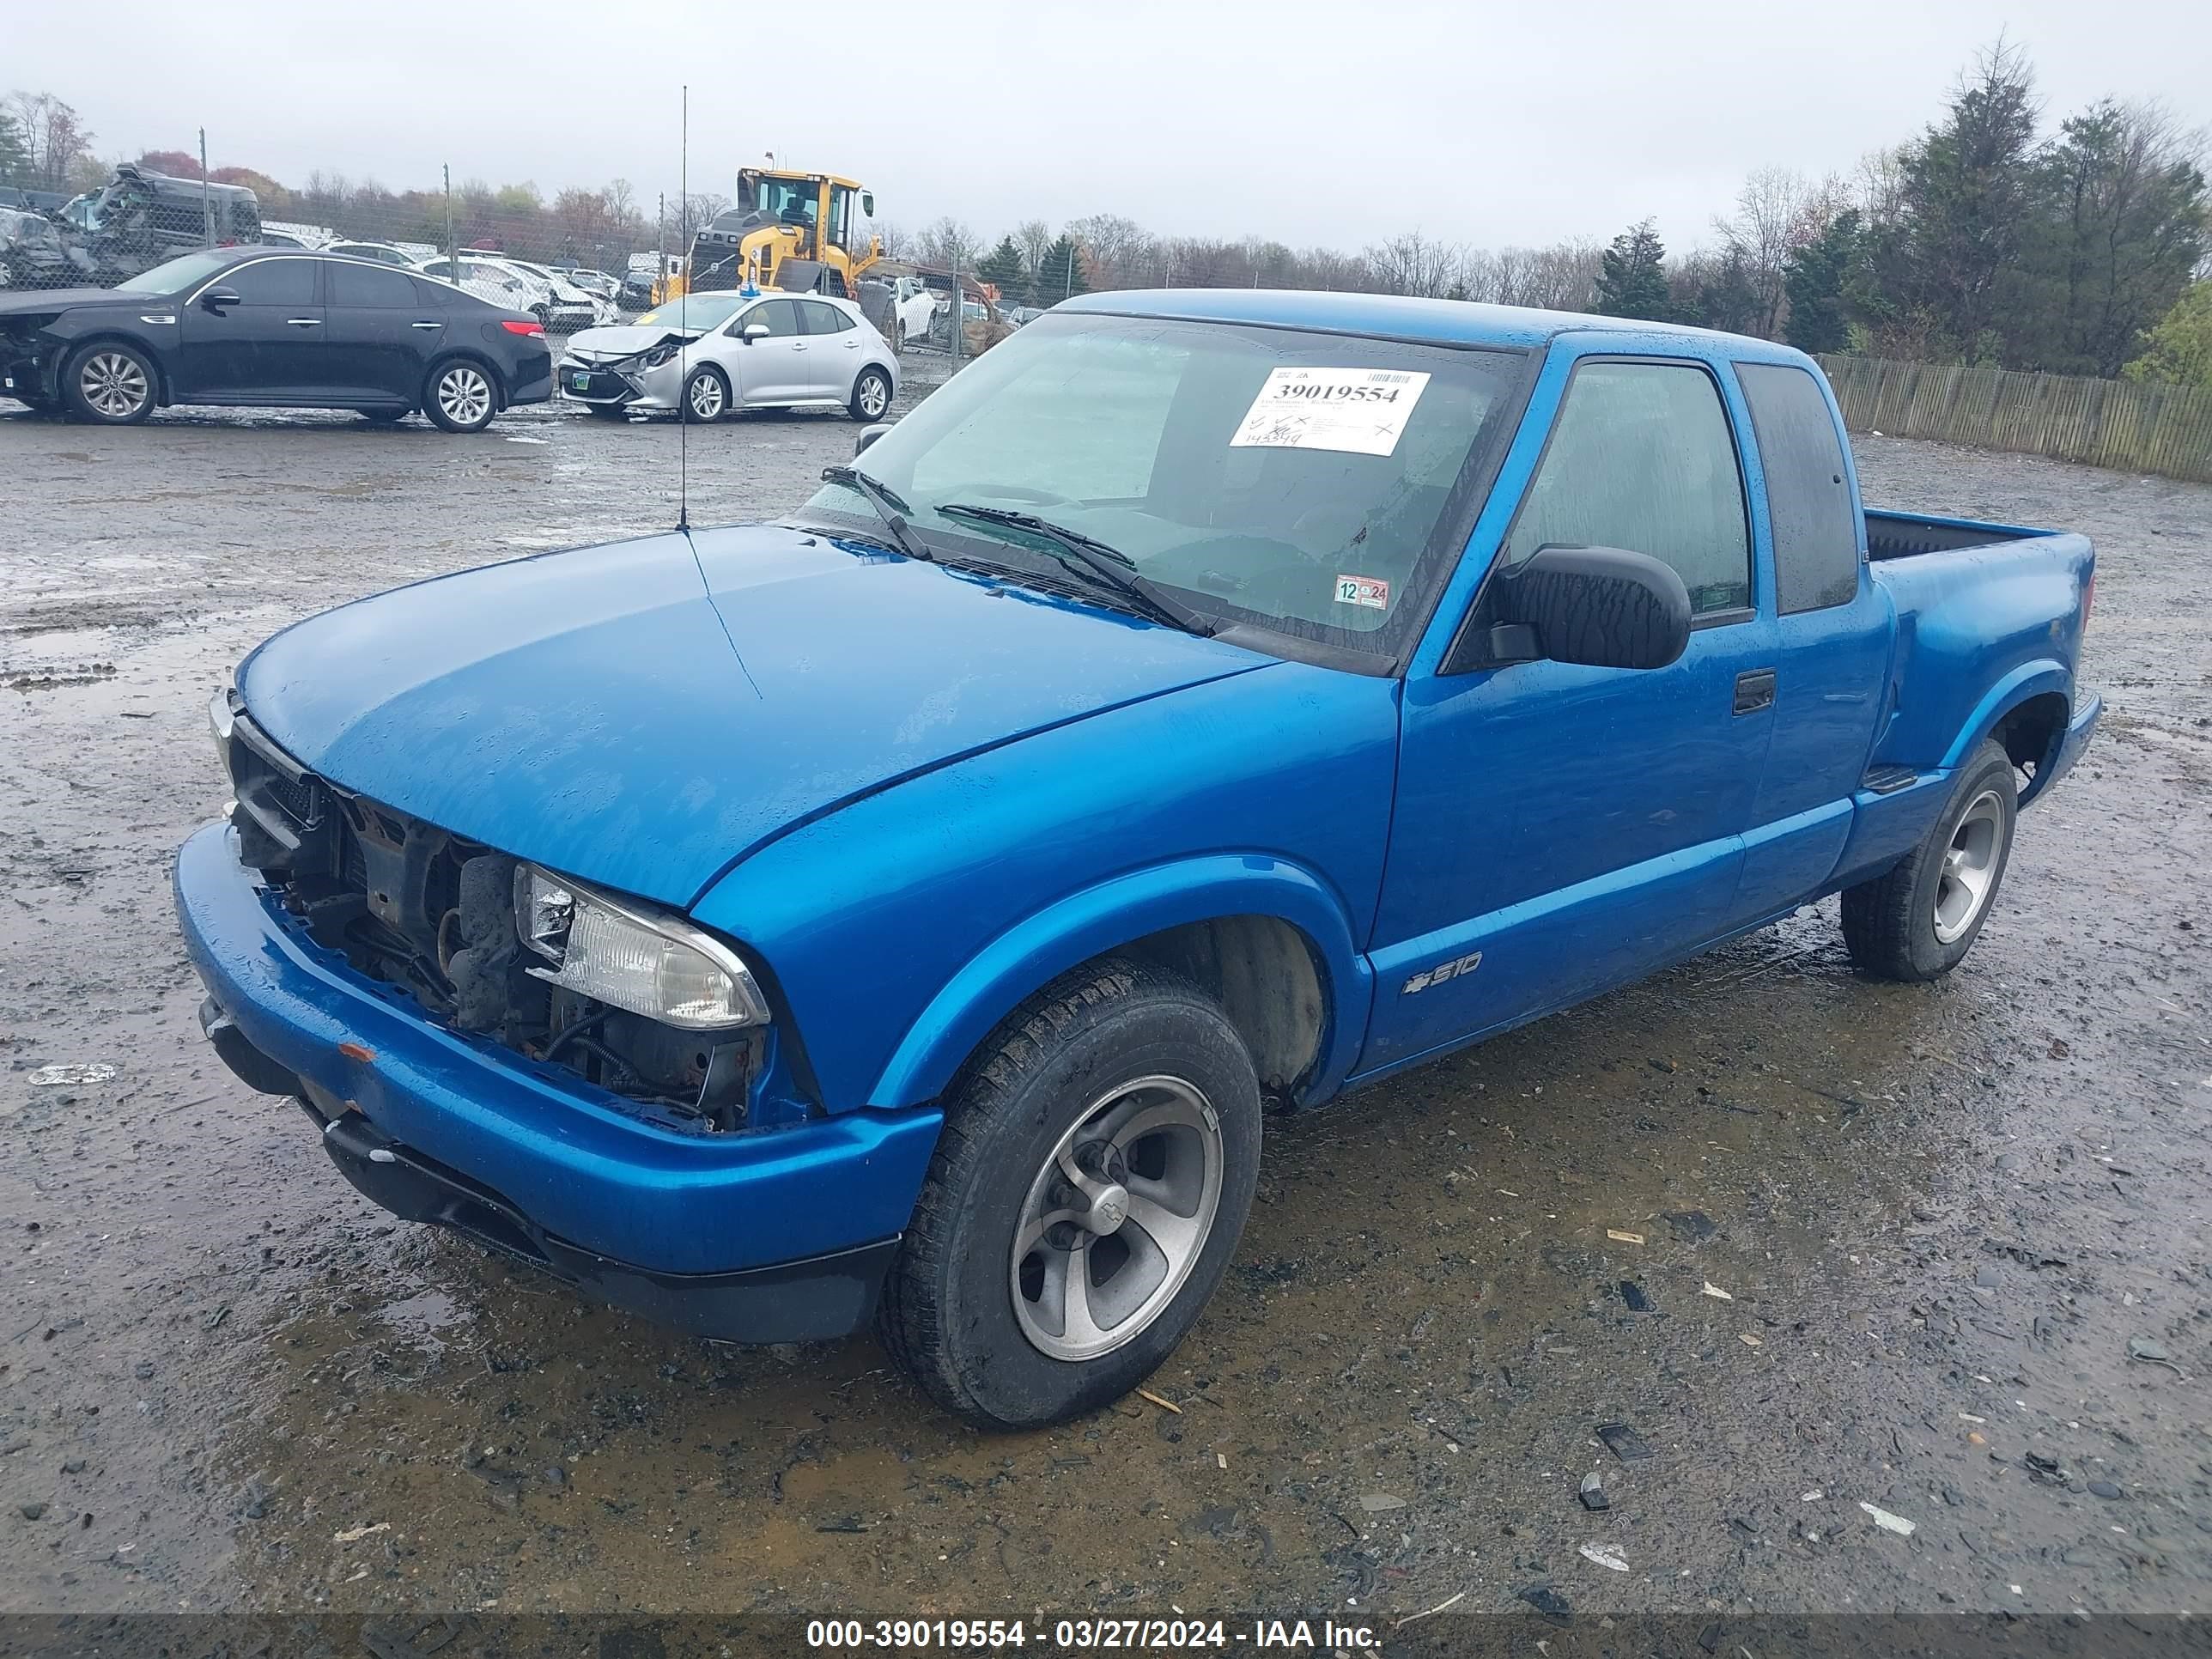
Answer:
849 365 893 422
681 365 728 424
877 957 1261 1430
1841 738 2018 981
422 357 499 433
61 341 157 424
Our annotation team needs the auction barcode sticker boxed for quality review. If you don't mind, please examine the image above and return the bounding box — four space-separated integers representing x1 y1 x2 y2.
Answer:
1231 368 1431 457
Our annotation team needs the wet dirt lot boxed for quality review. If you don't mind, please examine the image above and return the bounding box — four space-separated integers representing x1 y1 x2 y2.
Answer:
1 388 2207 1637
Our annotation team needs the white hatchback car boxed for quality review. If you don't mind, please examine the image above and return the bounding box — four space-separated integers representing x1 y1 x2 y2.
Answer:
557 290 898 423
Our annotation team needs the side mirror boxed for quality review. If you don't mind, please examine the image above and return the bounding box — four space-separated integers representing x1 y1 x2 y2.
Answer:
854 423 891 456
741 322 770 342
199 286 240 314
1468 544 1691 672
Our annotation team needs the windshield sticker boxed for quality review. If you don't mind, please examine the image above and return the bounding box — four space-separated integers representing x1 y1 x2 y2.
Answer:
1231 368 1431 457
1334 574 1391 610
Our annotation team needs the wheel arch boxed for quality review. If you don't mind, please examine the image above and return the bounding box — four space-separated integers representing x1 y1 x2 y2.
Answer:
59 331 171 408
1942 660 2074 803
867 855 1371 1114
426 348 507 410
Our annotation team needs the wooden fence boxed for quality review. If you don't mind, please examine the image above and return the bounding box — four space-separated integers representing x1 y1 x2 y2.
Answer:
1817 355 2212 484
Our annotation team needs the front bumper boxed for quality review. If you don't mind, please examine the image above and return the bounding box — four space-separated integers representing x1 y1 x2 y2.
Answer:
557 356 678 410
173 822 942 1340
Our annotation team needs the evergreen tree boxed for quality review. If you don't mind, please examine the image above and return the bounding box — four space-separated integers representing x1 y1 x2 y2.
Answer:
1678 249 1760 334
1863 40 2039 361
1592 219 1672 321
1040 234 1088 304
0 107 26 188
976 234 1029 308
1783 209 1862 355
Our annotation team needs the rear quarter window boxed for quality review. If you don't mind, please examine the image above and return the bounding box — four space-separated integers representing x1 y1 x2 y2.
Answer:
1736 362 1860 613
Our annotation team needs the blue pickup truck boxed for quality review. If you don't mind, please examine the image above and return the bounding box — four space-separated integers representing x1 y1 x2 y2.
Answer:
177 290 2100 1428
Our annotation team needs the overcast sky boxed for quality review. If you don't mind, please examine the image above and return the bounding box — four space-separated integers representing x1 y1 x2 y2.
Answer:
14 0 2212 253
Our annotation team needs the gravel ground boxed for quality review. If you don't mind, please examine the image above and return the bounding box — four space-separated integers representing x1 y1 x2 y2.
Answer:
0 388 2206 1637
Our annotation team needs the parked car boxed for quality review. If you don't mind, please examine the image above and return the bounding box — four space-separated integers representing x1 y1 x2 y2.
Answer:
0 247 552 430
501 258 618 326
886 274 938 346
0 206 70 289
558 267 623 304
176 292 2099 1429
52 165 264 285
557 289 895 422
325 240 418 268
417 256 597 331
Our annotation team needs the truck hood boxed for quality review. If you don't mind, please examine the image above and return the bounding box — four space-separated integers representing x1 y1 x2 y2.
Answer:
239 524 1268 908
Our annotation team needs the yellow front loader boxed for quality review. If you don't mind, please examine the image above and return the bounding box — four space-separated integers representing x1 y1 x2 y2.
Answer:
657 168 882 304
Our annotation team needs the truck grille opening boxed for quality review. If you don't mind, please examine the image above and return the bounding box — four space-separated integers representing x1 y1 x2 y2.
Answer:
222 714 757 1130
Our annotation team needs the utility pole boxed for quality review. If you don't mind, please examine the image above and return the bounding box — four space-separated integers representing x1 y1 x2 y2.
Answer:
950 240 963 368
198 128 211 246
1065 241 1075 304
443 164 455 264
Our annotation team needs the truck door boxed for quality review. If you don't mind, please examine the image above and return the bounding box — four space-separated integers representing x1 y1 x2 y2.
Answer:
1361 353 1777 1076
1726 360 1893 915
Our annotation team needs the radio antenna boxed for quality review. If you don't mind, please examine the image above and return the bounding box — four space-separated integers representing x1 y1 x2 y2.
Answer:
675 83 691 535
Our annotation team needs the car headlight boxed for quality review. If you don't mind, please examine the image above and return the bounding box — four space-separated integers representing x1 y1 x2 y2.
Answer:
514 864 768 1030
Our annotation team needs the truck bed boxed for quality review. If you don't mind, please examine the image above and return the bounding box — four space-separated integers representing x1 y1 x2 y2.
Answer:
1865 507 2053 560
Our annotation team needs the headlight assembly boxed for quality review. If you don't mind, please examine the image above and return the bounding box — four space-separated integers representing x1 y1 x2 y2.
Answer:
514 864 769 1031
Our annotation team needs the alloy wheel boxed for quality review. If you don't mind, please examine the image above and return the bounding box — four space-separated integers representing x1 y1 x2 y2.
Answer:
1933 787 2006 944
858 373 889 418
1009 1075 1224 1362
81 351 150 419
435 365 493 428
689 372 725 420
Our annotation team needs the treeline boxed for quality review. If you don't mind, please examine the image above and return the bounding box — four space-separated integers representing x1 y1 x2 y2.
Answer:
9 40 2208 384
911 42 2211 386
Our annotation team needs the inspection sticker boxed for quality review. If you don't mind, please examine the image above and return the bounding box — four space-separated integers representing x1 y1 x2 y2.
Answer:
1231 367 1431 456
1334 574 1391 610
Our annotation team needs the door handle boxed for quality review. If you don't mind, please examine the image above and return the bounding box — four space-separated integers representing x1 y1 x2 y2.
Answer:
1733 668 1778 715
284 317 322 327
410 320 444 330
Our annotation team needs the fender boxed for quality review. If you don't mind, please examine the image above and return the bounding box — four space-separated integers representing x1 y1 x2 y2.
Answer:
868 854 1373 1111
1942 658 2071 770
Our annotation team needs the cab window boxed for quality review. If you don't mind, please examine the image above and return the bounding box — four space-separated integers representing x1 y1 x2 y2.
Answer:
1503 360 1752 616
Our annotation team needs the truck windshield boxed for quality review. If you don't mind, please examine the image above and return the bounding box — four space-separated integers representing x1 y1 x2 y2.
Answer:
799 313 1526 661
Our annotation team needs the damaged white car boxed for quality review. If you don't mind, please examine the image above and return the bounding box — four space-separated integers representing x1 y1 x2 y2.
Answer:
557 290 896 422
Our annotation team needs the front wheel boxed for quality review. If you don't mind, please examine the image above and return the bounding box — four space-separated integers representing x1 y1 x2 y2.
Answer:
1841 738 2018 981
423 359 498 432
62 342 157 424
681 365 728 423
876 958 1261 1430
849 365 892 422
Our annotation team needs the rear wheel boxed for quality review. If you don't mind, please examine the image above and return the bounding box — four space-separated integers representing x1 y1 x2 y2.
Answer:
1841 739 2018 981
681 366 728 423
849 365 892 422
62 342 156 424
877 957 1261 1429
423 359 498 432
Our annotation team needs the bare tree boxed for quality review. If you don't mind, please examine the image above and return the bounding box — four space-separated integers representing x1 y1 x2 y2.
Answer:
6 91 94 192
1064 214 1155 288
1715 167 1817 337
1364 229 1464 298
1015 217 1052 278
916 216 982 271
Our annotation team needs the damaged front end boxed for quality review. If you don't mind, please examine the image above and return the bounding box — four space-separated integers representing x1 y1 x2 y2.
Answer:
556 331 696 410
212 690 797 1133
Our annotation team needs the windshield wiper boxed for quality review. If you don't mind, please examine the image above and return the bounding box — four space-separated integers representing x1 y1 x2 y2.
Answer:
935 504 1214 637
820 465 929 562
